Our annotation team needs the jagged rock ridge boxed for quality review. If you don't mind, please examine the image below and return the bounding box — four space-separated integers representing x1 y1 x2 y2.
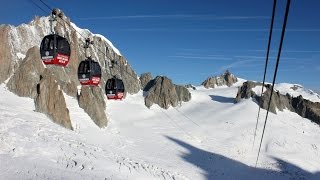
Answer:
140 72 153 91
235 81 320 125
144 76 191 109
202 70 238 88
35 69 73 130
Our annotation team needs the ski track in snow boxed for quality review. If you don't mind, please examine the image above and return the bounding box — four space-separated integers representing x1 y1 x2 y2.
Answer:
1 84 320 179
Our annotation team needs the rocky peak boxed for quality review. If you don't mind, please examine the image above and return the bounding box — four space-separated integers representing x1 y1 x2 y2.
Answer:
78 86 108 128
144 76 191 109
235 81 320 125
185 84 197 90
139 72 153 91
201 70 238 88
35 69 73 130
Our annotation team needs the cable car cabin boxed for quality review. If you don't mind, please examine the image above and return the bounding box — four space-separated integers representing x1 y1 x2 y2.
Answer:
78 59 102 86
106 78 125 100
40 34 71 66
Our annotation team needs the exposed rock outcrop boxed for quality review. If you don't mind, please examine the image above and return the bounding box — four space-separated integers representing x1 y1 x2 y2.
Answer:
0 25 13 83
144 76 191 109
175 85 192 102
202 70 238 88
235 81 262 102
235 81 320 125
78 86 108 128
35 69 73 130
185 84 196 90
140 72 153 91
7 46 45 98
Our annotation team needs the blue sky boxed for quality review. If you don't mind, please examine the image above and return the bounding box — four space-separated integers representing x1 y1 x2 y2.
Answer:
1 0 319 90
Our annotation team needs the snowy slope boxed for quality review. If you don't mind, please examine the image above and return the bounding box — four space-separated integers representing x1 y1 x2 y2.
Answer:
1 83 320 180
250 82 320 103
274 83 320 102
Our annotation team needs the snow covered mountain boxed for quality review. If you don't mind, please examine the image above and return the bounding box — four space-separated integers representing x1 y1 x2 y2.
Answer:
1 81 320 179
0 10 140 129
1 9 320 180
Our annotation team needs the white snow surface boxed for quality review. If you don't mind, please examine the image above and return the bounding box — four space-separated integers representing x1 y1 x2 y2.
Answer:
242 81 320 103
274 83 320 102
70 22 121 55
1 84 320 180
252 85 267 95
16 52 26 60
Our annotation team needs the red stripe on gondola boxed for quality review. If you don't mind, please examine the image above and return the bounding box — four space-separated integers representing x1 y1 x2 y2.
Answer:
42 53 70 67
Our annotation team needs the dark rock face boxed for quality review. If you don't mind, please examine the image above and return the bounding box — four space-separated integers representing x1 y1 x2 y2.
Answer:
140 72 153 91
224 70 238 87
291 96 320 125
78 86 108 128
145 76 178 109
185 84 196 90
202 70 238 88
235 81 261 102
0 25 12 83
235 81 320 125
175 85 191 102
144 76 191 109
35 69 73 130
7 46 45 98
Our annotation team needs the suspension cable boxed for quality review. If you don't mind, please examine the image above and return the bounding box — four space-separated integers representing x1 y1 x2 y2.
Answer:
174 107 201 127
255 0 291 167
29 0 47 14
252 0 277 150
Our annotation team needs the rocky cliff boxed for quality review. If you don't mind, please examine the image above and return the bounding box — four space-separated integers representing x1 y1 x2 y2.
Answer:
0 10 140 129
139 72 153 91
202 70 238 88
144 76 191 109
235 81 320 125
35 69 73 130
78 86 108 128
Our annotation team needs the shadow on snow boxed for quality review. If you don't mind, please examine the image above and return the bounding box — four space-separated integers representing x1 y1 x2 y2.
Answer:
166 136 320 180
210 95 235 104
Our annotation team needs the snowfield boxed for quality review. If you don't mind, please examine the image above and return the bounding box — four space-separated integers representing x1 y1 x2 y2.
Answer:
0 83 320 180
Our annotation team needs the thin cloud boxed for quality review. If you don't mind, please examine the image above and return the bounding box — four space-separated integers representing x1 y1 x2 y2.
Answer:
286 29 320 32
78 14 269 20
234 55 297 60
219 59 257 71
122 28 320 32
123 28 270 32
249 49 320 53
169 55 232 60
235 66 306 73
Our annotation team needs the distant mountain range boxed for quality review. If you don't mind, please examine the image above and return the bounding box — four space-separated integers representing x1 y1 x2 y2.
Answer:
0 9 319 129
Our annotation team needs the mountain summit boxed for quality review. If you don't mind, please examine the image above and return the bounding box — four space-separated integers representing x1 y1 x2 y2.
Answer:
0 10 140 129
201 70 238 88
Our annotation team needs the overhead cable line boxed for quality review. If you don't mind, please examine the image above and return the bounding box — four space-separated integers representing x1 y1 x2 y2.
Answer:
252 0 277 150
174 107 201 127
255 0 291 167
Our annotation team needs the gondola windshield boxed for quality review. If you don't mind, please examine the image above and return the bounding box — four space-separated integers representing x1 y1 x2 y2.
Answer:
78 58 102 86
40 34 71 66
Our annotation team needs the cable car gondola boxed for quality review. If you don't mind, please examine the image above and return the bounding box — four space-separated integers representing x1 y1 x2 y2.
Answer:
106 77 125 100
40 9 71 67
78 58 102 86
40 34 71 66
